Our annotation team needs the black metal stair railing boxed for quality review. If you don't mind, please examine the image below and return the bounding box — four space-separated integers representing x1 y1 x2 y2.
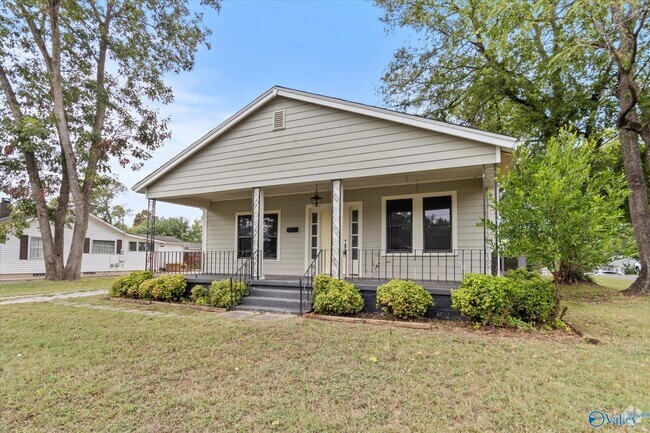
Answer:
228 250 258 310
298 249 331 315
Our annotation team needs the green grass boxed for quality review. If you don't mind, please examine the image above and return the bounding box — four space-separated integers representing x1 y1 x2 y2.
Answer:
0 278 648 432
0 277 114 298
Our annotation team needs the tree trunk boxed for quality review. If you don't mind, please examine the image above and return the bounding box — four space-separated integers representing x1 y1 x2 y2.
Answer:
610 3 650 295
619 127 650 294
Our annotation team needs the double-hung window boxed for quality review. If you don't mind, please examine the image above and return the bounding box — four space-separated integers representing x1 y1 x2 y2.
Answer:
237 213 279 259
423 196 452 251
386 199 413 252
30 237 44 259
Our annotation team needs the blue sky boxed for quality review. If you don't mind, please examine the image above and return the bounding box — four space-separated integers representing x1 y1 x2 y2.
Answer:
118 0 414 224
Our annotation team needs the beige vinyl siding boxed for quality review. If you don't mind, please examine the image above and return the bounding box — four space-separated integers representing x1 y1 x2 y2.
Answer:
205 179 484 276
147 97 498 198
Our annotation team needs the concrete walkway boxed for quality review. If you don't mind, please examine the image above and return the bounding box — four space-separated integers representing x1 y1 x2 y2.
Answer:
0 289 108 305
0 291 294 322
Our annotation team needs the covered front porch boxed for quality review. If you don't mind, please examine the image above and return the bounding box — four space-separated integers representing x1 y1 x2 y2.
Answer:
147 165 499 285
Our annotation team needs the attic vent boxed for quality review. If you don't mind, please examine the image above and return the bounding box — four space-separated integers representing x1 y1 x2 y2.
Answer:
272 109 285 130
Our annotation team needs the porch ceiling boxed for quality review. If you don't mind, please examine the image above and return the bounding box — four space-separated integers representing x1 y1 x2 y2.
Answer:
155 165 485 208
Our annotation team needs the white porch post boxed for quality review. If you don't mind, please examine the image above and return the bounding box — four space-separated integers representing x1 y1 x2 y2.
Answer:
482 164 498 275
331 179 343 279
251 187 264 279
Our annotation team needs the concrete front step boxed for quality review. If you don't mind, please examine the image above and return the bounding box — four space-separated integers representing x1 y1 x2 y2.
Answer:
240 295 302 310
248 287 301 300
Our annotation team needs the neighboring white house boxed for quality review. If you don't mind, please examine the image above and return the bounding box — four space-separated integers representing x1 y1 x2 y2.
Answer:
0 212 187 280
134 86 517 282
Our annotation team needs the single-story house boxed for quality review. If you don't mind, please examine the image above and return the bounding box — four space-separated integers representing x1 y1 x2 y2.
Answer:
0 205 186 280
133 86 516 314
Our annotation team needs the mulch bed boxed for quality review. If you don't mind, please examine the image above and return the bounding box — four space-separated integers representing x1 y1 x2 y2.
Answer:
105 297 227 313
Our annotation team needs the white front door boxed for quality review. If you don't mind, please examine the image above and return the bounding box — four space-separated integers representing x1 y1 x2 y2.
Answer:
343 204 362 277
306 203 362 277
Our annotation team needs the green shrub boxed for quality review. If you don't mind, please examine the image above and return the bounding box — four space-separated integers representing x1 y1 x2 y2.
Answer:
376 279 433 320
205 279 248 307
312 278 364 315
190 285 210 306
509 279 556 325
451 274 512 326
148 275 187 302
504 268 542 281
138 279 157 300
452 272 556 327
109 270 154 298
312 274 338 298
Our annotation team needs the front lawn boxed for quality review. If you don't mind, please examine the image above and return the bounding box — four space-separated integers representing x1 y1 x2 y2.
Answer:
0 278 648 432
0 277 114 299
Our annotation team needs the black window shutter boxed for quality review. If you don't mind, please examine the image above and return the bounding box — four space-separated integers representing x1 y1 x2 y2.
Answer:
84 238 90 254
116 239 122 254
19 235 28 260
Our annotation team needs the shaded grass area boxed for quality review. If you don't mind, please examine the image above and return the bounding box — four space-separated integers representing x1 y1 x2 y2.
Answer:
0 277 114 298
1 279 649 432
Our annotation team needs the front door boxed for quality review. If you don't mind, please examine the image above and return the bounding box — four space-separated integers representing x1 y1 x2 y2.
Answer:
344 205 361 277
306 203 362 277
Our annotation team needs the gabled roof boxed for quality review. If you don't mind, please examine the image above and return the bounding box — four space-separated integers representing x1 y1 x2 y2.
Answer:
133 86 518 194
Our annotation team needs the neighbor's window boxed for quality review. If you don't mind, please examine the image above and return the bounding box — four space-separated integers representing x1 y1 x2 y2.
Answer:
237 213 279 259
92 240 115 254
423 196 452 251
129 241 138 252
138 242 147 252
386 199 412 252
30 237 44 259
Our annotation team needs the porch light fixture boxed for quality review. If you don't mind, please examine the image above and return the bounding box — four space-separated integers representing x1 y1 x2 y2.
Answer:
310 186 323 207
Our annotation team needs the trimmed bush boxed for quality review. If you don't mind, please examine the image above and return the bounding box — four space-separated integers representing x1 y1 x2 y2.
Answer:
451 274 512 326
196 279 248 308
376 279 433 320
138 279 157 300
110 270 154 298
148 275 187 302
312 277 364 315
190 285 210 306
312 274 338 298
452 272 556 327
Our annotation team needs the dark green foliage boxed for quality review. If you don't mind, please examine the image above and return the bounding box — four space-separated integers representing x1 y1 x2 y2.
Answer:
109 270 154 298
191 280 248 308
376 279 433 320
452 273 556 327
312 276 364 316
190 285 209 305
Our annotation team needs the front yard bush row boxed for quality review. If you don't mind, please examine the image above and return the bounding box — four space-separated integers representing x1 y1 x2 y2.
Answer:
110 272 187 302
452 271 556 328
110 271 248 307
312 275 364 315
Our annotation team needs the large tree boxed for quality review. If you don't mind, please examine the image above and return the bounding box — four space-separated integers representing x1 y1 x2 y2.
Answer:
485 130 627 309
0 0 219 280
376 0 650 293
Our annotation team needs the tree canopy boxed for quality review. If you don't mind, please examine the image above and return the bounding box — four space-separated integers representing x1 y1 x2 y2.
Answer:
0 0 219 279
485 130 628 285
